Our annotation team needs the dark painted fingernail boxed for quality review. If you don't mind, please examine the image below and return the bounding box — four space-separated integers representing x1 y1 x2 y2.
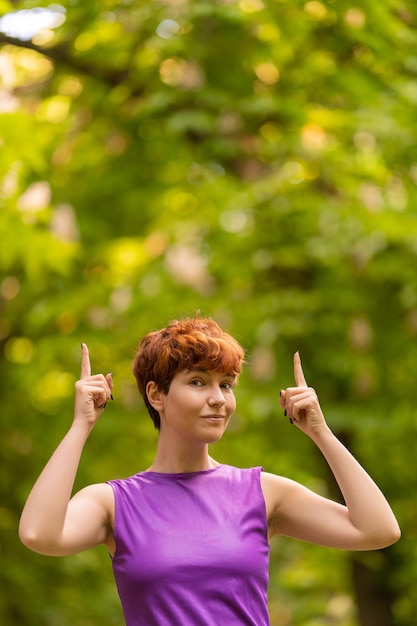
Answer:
284 409 287 416
110 394 114 401
289 417 293 424
99 402 107 409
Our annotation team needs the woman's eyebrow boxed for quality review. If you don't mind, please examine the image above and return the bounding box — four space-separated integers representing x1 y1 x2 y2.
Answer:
186 369 236 378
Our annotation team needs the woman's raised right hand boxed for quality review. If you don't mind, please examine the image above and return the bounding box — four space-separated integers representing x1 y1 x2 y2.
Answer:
74 343 113 429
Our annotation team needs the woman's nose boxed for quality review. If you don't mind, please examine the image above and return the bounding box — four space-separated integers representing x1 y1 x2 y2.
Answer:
207 386 226 406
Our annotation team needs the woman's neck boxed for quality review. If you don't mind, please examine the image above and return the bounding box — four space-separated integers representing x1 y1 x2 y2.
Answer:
147 438 218 474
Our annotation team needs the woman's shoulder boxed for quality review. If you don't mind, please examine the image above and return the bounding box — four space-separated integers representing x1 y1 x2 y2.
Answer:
260 471 305 524
76 481 114 495
71 482 116 543
75 482 115 507
260 470 298 495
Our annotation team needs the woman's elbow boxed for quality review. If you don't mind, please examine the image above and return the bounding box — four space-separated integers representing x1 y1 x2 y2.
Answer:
383 522 401 547
19 523 43 553
19 522 56 555
367 522 401 550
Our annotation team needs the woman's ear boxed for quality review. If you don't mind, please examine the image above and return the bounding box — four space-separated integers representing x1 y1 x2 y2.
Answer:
146 381 164 411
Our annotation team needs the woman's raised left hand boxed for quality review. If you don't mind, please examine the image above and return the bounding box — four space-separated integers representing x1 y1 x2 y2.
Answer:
279 353 329 437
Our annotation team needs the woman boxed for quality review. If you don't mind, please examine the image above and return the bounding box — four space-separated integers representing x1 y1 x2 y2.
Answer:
19 316 400 625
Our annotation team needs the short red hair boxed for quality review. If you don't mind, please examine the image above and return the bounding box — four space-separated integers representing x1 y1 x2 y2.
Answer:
132 316 245 429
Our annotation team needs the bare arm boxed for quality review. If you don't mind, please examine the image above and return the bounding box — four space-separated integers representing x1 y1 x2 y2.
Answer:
263 353 400 550
19 344 114 556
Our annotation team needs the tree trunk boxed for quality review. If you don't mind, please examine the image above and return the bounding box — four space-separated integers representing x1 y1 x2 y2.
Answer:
317 431 399 626
350 550 396 626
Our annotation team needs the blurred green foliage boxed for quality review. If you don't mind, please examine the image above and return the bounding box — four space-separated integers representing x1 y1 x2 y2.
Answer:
1 0 417 624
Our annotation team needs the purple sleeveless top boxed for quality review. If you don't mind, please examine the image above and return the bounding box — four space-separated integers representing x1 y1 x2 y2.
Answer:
108 464 270 625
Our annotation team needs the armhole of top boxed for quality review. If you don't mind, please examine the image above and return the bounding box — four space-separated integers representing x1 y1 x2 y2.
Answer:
106 480 119 558
254 467 269 543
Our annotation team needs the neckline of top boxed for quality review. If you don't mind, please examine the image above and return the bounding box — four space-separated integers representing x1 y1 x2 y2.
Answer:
142 464 224 478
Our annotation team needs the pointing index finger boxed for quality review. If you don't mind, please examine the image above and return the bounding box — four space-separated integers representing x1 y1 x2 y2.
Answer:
294 351 307 387
80 342 91 379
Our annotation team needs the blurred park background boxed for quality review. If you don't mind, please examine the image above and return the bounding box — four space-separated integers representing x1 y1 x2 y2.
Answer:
1 0 417 624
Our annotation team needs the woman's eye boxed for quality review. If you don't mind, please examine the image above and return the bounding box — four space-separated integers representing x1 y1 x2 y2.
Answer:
221 382 234 390
190 379 203 386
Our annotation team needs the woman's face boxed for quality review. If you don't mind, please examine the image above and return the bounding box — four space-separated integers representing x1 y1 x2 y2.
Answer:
155 368 237 443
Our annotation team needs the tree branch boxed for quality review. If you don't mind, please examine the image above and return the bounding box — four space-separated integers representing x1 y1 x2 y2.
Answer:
0 33 129 86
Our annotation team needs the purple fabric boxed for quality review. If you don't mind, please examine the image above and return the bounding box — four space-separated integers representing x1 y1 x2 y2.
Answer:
108 464 270 625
